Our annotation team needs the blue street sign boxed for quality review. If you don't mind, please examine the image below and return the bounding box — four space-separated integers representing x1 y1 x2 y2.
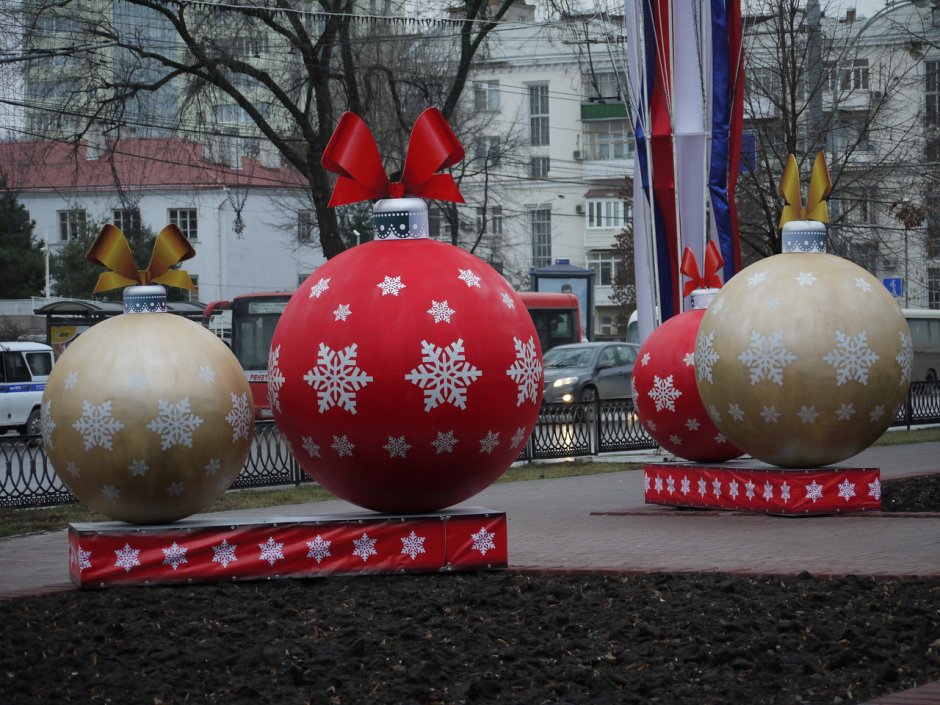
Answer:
883 277 904 298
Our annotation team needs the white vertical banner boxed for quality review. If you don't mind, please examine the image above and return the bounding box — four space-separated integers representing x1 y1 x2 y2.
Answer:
672 0 710 303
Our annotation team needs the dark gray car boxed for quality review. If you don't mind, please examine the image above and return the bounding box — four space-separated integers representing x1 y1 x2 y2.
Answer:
541 342 640 404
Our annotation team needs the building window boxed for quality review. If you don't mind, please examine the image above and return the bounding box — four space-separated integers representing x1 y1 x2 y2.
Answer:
528 84 550 146
57 208 86 241
926 60 940 163
583 71 621 101
929 269 940 309
530 157 550 179
476 135 501 167
473 80 500 111
586 200 628 229
529 207 551 268
112 208 140 233
598 315 617 336
583 119 631 160
844 190 877 225
429 206 454 241
169 208 198 241
927 193 940 259
297 273 311 286
475 206 503 235
827 59 869 92
298 210 316 243
189 274 200 302
587 250 619 286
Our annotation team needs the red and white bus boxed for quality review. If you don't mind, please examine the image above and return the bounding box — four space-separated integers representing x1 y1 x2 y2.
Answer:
202 291 293 420
516 291 582 352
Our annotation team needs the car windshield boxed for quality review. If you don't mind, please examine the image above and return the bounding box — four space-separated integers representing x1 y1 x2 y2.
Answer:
543 347 595 368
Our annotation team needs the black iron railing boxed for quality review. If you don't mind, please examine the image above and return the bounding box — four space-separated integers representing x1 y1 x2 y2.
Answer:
4 381 939 509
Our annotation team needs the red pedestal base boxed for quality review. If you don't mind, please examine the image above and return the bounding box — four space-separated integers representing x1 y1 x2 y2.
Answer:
644 462 881 515
67 507 507 588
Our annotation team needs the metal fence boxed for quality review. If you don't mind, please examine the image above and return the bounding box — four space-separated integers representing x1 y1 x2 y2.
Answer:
3 381 939 509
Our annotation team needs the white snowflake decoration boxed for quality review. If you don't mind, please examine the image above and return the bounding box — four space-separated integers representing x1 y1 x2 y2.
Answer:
225 392 252 441
697 478 707 497
479 431 500 454
63 371 79 389
198 366 215 383
128 459 148 477
711 479 722 497
695 331 719 384
405 339 482 412
838 478 856 502
648 375 682 412
683 352 695 367
301 436 320 458
400 531 426 560
728 403 745 421
353 532 377 562
870 405 885 422
308 277 331 298
70 545 92 571
836 403 856 421
760 406 781 423
162 542 188 571
685 418 700 431
102 484 120 501
165 482 185 497
147 398 203 450
500 291 516 309
204 458 221 476
854 277 873 293
896 331 913 385
427 300 455 323
666 476 676 494
383 435 412 459
680 477 691 495
654 476 664 492
259 537 285 566
795 271 817 286
333 304 352 321
304 343 374 414
457 268 481 288
73 400 125 451
114 543 140 572
641 352 651 367
745 480 756 500
267 345 285 414
644 472 651 491
806 480 824 503
728 480 740 499
377 275 406 296
780 482 791 502
823 331 879 385
762 482 774 501
212 539 238 568
738 330 797 385
432 430 458 454
471 527 496 556
668 434 683 446
797 405 819 424
306 535 332 564
506 336 542 406
331 435 355 457
766 297 782 310
66 461 80 477
868 478 882 500
747 271 767 287
510 426 527 449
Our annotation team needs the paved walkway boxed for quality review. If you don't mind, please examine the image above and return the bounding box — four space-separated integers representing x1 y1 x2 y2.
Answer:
1 442 938 599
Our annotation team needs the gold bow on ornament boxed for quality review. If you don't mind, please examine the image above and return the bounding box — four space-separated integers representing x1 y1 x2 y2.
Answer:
777 152 833 228
85 223 196 293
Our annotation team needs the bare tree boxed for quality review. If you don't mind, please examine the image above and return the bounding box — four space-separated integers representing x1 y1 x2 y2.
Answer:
6 0 520 260
738 0 934 293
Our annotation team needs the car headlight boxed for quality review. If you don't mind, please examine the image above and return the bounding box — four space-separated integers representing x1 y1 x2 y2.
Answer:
552 376 578 389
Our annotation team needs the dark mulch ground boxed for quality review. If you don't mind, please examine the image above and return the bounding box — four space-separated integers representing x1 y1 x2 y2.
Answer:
0 474 938 705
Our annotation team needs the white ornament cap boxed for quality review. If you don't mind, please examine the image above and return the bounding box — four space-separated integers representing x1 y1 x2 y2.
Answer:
123 285 167 314
690 287 720 310
373 197 430 240
782 220 827 254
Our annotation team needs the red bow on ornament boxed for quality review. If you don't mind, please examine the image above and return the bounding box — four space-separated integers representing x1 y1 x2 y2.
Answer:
680 241 724 298
321 108 465 207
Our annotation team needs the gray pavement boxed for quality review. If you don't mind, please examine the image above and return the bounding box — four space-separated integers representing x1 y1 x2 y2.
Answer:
1 442 939 599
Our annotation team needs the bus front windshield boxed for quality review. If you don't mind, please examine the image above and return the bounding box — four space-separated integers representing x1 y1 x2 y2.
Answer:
231 298 290 371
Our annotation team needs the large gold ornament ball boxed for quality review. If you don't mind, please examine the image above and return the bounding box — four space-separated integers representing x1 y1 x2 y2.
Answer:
694 253 911 468
41 313 254 523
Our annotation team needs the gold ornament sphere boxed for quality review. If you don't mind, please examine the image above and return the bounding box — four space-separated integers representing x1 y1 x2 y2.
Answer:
41 311 254 523
695 253 911 468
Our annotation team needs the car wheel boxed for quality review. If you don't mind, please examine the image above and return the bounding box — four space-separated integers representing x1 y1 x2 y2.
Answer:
579 387 597 403
25 408 42 436
927 369 937 383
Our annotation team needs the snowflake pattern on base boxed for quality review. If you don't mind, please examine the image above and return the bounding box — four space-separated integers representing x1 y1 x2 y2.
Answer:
162 542 188 571
353 533 377 562
259 537 285 566
400 531 426 560
114 543 140 572
471 527 496 556
306 535 332 564
212 540 238 569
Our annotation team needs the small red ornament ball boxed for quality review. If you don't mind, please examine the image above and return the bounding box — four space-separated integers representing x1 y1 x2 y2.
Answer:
268 238 544 513
633 308 742 463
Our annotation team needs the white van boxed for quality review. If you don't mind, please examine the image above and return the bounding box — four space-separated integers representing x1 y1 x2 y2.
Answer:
1 342 54 436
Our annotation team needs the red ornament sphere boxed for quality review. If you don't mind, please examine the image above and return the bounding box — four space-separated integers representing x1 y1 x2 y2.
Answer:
633 308 742 462
269 237 543 512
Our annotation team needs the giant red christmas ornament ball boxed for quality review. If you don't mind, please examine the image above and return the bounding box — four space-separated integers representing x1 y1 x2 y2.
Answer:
634 290 742 463
269 202 543 512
